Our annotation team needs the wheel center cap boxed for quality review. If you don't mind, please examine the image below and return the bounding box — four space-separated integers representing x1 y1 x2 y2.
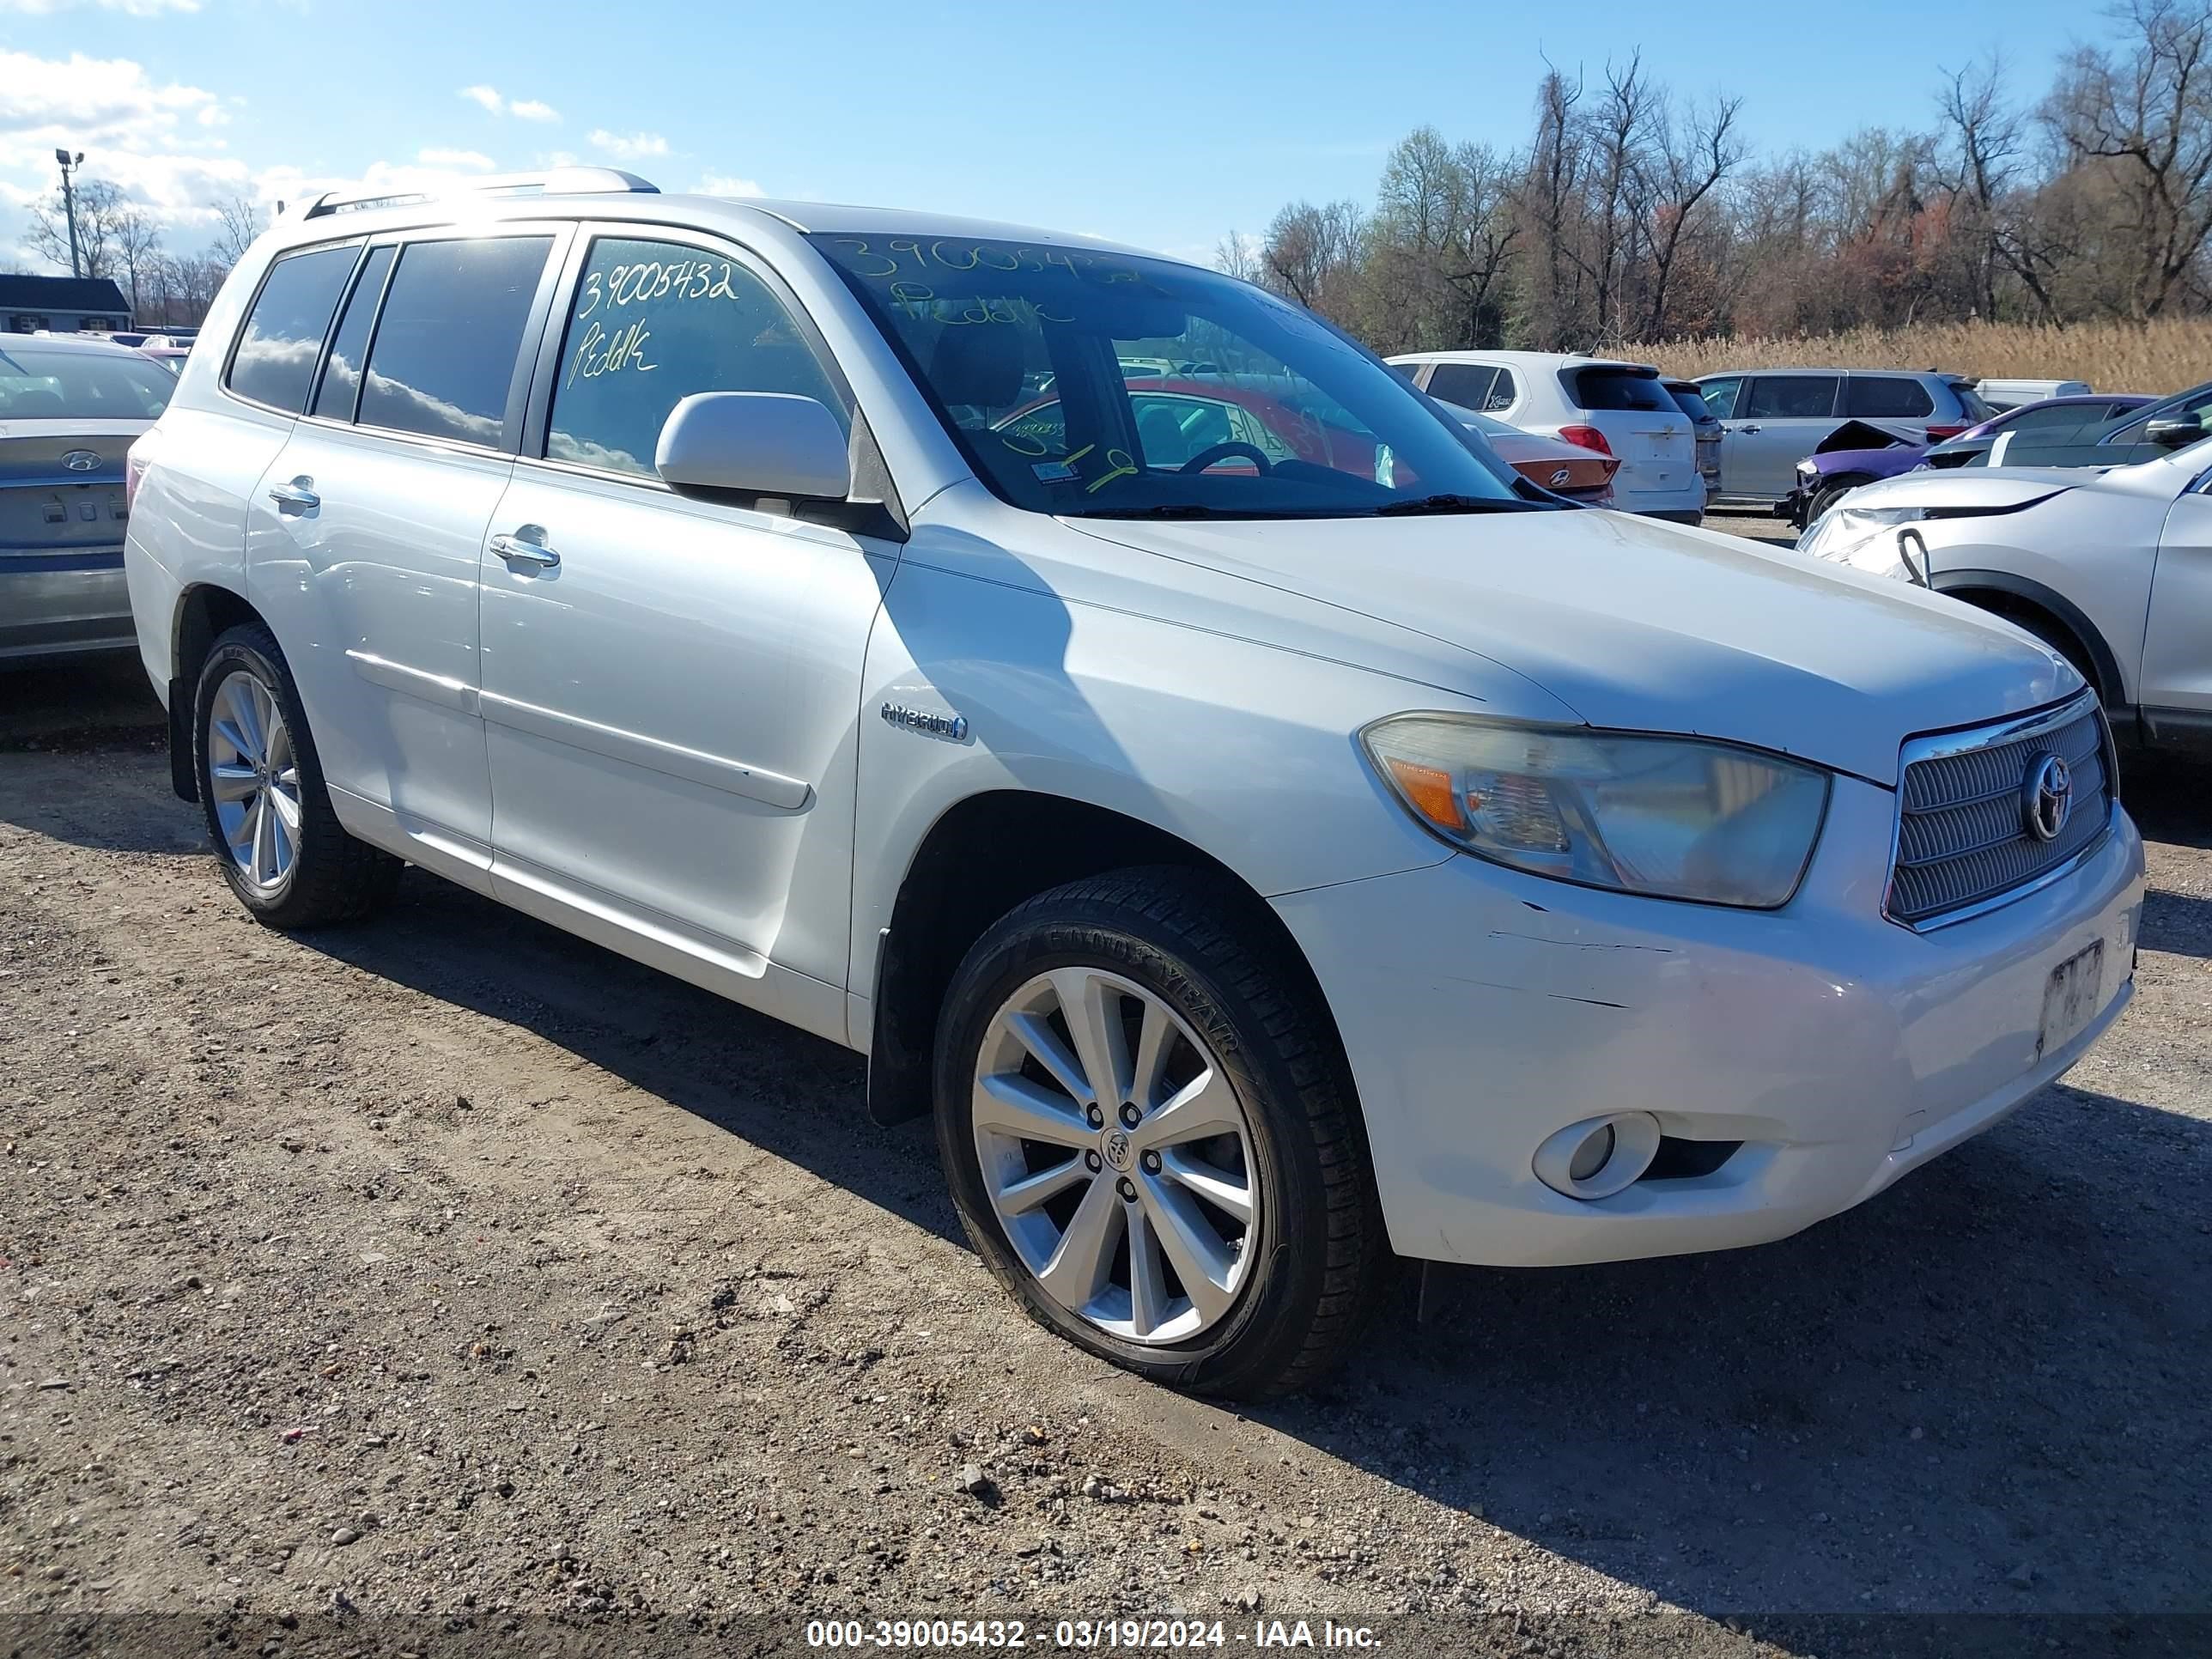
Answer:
1100 1127 1134 1173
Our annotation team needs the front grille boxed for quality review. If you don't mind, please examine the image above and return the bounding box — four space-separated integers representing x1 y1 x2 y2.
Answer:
1887 697 2112 927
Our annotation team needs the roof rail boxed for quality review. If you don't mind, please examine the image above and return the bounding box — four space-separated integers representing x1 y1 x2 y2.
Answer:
299 167 659 220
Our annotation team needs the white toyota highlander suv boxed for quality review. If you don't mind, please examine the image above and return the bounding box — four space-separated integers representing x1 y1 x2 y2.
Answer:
122 170 2145 1397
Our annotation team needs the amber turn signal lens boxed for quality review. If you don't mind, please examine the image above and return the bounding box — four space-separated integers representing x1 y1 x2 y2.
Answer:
1382 756 1464 832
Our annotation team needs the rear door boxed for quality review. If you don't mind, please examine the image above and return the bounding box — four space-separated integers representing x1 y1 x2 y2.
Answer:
1560 364 1691 509
246 228 566 890
1724 374 1840 498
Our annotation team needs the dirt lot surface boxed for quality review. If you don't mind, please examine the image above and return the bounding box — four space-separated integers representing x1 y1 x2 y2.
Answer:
1 655 2207 1658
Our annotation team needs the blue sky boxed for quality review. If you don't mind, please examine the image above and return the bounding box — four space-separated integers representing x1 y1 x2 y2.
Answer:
3 0 2106 269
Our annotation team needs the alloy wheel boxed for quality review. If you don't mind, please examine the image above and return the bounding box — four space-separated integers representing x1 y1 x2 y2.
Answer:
971 968 1261 1345
206 669 301 892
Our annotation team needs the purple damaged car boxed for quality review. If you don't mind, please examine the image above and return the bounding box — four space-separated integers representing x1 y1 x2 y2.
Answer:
1784 392 2155 527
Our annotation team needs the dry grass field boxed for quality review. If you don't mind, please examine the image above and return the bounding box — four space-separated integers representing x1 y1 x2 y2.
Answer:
1628 317 2212 392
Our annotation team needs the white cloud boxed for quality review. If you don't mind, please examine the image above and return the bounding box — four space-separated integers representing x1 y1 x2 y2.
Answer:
696 172 763 198
0 0 198 14
588 128 666 162
0 50 541 267
461 86 559 124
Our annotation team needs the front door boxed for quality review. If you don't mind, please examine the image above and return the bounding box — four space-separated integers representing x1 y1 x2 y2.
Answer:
247 231 560 886
479 230 895 1038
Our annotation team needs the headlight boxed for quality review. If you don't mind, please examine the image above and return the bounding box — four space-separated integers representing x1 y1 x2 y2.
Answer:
1361 714 1830 908
1795 502 1927 557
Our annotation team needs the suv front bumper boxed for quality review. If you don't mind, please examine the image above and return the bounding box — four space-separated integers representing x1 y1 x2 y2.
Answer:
1271 775 2145 1267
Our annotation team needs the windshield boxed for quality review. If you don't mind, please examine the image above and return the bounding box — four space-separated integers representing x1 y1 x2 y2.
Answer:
811 234 1531 519
0 345 173 420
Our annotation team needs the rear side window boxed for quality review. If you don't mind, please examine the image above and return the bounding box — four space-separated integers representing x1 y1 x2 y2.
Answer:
1486 368 1517 410
546 236 847 479
1698 376 1741 418
1742 375 1838 419
228 244 360 413
2004 403 2096 435
359 236 553 447
1425 362 1496 409
1565 367 1672 412
311 246 393 422
1844 376 1935 419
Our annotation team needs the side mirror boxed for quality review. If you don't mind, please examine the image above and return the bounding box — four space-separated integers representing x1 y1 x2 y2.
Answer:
655 392 851 501
2144 416 2203 451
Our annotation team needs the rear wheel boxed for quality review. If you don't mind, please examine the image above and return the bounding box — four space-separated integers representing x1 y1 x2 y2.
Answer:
934 867 1383 1399
193 623 400 927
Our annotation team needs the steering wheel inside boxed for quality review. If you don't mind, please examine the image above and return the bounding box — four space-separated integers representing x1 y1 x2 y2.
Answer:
1176 441 1275 476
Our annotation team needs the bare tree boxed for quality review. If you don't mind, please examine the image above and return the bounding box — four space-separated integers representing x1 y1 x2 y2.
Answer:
1259 200 1367 322
26 178 124 279
1638 93 1746 338
210 195 263 268
111 205 163 319
1212 229 1263 283
2048 0 2212 317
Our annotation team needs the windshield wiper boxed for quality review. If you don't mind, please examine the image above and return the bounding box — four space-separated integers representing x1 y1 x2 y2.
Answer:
1079 503 1317 520
1371 493 1544 517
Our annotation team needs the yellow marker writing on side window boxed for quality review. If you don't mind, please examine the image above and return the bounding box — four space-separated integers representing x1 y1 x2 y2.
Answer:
1085 449 1139 493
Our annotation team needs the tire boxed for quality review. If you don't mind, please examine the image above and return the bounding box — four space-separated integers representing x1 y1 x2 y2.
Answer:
192 623 401 928
933 867 1384 1399
1808 478 1869 525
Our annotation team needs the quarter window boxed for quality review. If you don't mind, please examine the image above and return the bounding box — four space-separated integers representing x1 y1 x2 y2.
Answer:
1844 376 1936 419
228 243 360 413
357 236 552 447
1742 375 1838 419
1485 368 1517 410
546 236 846 479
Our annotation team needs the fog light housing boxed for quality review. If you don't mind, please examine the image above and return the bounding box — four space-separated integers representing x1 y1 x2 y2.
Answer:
1533 1112 1662 1200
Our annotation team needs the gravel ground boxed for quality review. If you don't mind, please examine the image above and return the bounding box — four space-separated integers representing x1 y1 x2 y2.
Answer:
0 656 2206 1659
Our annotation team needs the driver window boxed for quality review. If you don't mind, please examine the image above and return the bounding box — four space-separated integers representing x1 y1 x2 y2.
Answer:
546 235 846 479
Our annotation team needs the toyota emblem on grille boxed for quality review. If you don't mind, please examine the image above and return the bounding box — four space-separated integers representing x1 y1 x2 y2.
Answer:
62 449 101 472
2024 752 2072 842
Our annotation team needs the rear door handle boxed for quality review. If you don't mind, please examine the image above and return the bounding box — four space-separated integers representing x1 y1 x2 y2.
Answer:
489 527 560 570
267 477 319 512
1737 423 1762 434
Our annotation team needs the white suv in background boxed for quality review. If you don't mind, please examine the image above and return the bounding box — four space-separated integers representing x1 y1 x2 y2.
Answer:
123 171 2141 1398
1389 349 1706 522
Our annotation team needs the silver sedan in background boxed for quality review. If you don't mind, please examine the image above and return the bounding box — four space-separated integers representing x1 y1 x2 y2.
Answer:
0 335 173 663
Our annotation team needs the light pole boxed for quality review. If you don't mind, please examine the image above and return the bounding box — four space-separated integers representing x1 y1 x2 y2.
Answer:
54 149 84 279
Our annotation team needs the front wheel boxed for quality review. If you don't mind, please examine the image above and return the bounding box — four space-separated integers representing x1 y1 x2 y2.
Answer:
193 623 400 927
933 868 1384 1399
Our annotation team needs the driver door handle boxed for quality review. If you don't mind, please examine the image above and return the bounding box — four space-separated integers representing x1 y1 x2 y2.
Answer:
490 527 559 570
267 477 319 513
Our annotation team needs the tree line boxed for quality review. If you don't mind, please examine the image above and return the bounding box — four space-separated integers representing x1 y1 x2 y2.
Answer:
1223 0 2212 355
18 182 263 328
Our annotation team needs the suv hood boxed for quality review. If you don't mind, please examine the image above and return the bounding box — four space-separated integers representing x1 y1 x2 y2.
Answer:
1069 507 2080 784
1819 467 2085 513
